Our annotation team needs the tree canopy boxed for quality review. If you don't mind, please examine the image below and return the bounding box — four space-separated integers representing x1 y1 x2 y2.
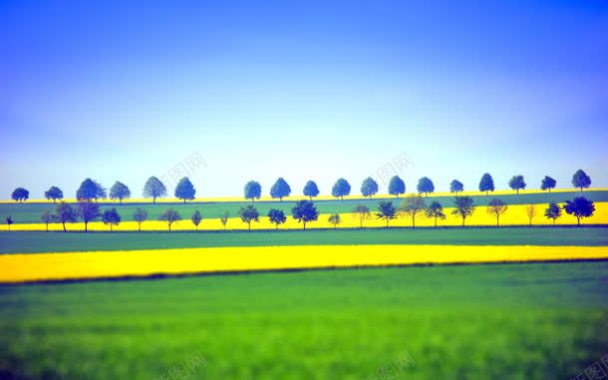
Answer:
267 209 287 229
244 181 262 202
159 209 182 231
540 176 556 192
564 196 595 225
143 176 167 203
44 186 63 203
479 173 495 194
101 208 121 231
388 176 405 197
508 175 526 194
425 201 446 227
303 180 320 200
450 180 464 193
11 187 29 202
109 181 131 203
572 169 591 192
175 177 196 203
238 205 259 230
360 177 379 198
270 178 291 201
332 178 351 200
452 196 475 226
376 201 397 227
291 200 318 230
77 178 106 201
417 177 435 195
487 198 507 227
78 201 101 232
400 195 426 228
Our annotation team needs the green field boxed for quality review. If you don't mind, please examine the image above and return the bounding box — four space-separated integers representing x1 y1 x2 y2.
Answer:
2 190 607 223
1 227 608 254
0 261 606 379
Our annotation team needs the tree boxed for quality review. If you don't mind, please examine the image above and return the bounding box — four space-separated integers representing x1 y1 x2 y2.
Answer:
425 201 446 228
572 169 591 193
11 187 29 202
76 179 106 201
452 196 475 226
244 181 262 203
487 198 507 227
353 204 371 228
78 201 101 232
238 205 259 231
479 173 495 195
564 197 595 226
268 209 287 230
388 176 406 198
41 211 54 232
360 177 379 198
191 210 202 230
270 178 291 202
328 214 341 230
508 175 526 194
143 176 167 203
109 181 131 203
544 202 562 225
133 208 148 232
400 195 426 228
376 201 397 228
175 177 196 203
6 216 13 231
102 208 121 231
525 205 537 226
303 180 320 200
220 212 230 230
159 209 182 231
540 176 556 193
332 178 351 200
55 202 78 232
44 186 63 203
291 200 318 230
417 177 434 196
450 180 464 193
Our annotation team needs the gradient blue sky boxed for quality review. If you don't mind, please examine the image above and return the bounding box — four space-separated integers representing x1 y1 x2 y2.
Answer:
2 0 608 199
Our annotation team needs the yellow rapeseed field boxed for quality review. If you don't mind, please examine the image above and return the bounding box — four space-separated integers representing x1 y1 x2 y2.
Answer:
1 245 607 283
2 202 607 231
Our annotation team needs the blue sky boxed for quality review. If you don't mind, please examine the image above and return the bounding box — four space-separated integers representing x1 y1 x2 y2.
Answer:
1 0 608 199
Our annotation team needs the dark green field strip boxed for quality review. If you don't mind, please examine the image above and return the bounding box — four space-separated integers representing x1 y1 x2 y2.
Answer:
0 262 606 378
1 227 607 254
1 190 607 224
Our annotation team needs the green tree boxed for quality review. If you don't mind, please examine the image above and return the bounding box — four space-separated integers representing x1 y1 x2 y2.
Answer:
564 197 595 226
11 187 29 202
191 210 202 230
270 178 291 202
6 216 13 231
544 202 562 225
78 201 101 232
509 175 526 194
425 201 446 228
101 208 121 231
479 173 495 195
388 176 406 198
540 176 556 192
143 176 167 203
159 209 182 231
376 201 397 228
238 205 259 231
452 196 475 226
361 177 379 198
55 202 78 232
450 180 464 193
400 195 426 228
525 205 537 226
44 186 63 203
417 177 434 196
303 180 320 200
353 204 371 228
133 208 148 232
328 214 341 230
41 211 54 232
109 181 131 203
244 181 262 203
487 198 507 227
175 177 196 203
77 179 106 201
291 200 318 230
572 169 591 193
268 209 287 230
332 178 351 200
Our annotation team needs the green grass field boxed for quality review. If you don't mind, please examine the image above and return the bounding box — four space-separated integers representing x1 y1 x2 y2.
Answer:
2 190 607 223
1 227 607 254
1 261 606 379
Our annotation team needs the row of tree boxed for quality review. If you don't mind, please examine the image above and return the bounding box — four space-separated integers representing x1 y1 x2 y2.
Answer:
6 195 595 232
9 170 594 203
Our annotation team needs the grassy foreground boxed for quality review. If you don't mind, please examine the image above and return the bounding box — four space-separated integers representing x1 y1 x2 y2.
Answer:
0 262 606 379
1 227 607 254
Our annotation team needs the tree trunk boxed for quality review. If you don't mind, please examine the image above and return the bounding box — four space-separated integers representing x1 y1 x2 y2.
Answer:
434 216 437 228
303 222 306 230
153 197 156 204
275 224 278 230
462 217 465 227
577 216 581 226
138 223 142 232
248 222 251 231
386 219 389 228
168 223 172 231
496 214 499 227
46 224 49 232
63 222 67 232
412 214 416 228
84 222 88 232
110 225 113 232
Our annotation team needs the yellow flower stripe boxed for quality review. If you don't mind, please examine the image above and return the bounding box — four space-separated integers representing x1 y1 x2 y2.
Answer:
2 188 607 204
2 202 607 231
1 245 607 283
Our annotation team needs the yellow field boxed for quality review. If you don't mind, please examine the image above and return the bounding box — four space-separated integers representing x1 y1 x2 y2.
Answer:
2 202 607 232
1 245 607 283
2 187 606 204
